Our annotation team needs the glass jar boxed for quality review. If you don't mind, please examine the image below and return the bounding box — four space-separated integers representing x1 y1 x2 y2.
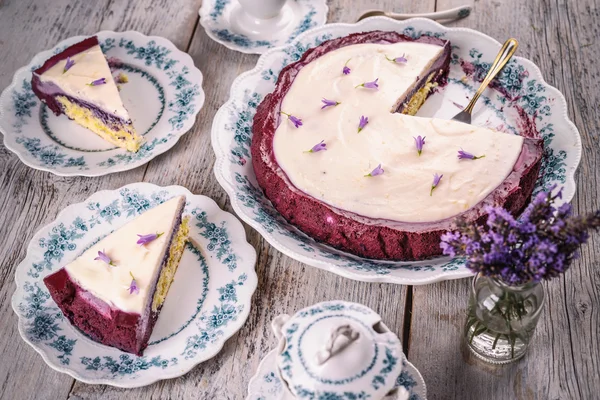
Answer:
464 273 545 364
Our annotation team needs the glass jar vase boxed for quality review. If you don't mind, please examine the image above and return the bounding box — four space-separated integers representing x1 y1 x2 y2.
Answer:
464 273 545 364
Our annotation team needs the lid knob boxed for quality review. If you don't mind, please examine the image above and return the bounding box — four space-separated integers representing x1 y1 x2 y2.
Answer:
315 324 360 365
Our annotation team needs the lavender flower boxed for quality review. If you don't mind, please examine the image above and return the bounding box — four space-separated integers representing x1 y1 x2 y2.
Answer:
355 78 379 89
458 149 485 160
440 186 600 285
305 140 327 153
94 250 115 266
430 173 443 196
128 272 139 295
342 58 351 75
414 136 426 156
385 54 408 64
87 77 107 86
136 232 164 246
321 98 340 109
357 115 369 133
63 57 75 73
365 164 384 177
280 111 302 128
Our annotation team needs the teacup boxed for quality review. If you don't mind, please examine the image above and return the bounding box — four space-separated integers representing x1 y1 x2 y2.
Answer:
238 0 287 20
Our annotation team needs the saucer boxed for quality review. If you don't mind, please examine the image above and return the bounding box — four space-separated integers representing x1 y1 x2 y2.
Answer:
199 0 328 54
247 349 428 399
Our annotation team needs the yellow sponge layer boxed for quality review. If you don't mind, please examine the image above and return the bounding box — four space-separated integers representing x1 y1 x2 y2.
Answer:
56 96 143 152
151 216 190 312
401 72 438 116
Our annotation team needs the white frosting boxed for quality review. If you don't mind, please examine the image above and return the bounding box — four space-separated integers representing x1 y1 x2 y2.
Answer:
273 42 525 223
64 196 184 314
39 44 130 120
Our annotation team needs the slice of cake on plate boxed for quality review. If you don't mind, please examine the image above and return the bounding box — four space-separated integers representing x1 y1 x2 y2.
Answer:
43 196 189 355
31 36 143 152
252 31 543 261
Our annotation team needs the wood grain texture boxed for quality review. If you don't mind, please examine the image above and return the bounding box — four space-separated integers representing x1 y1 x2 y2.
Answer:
408 0 600 399
0 0 598 399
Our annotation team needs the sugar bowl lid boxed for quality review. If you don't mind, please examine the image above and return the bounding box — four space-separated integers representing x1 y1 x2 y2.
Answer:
272 301 403 399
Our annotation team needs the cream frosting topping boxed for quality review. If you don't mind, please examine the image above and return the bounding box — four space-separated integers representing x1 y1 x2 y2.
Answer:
273 42 525 223
64 196 185 314
39 44 130 120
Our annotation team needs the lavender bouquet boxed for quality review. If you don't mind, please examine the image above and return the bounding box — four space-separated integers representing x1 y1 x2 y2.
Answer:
440 187 600 363
441 187 600 284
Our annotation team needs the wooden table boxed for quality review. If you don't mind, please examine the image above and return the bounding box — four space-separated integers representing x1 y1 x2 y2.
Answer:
0 0 598 398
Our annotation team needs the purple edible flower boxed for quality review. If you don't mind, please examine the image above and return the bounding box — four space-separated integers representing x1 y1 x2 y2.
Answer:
321 98 341 109
63 57 75 73
357 115 369 133
136 232 164 246
306 140 327 153
385 54 408 64
458 149 485 160
414 135 426 156
280 111 302 128
87 77 107 86
94 250 115 266
440 186 600 285
430 173 443 196
342 58 351 75
355 78 379 89
128 272 139 295
365 164 384 177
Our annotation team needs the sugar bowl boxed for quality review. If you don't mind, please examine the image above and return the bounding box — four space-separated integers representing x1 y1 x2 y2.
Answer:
271 301 404 399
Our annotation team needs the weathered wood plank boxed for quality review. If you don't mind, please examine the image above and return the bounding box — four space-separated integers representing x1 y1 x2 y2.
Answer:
0 0 202 399
407 0 600 399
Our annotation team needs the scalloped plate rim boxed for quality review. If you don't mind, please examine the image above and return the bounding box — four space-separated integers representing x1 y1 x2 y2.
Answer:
211 17 582 285
0 30 206 177
11 183 258 387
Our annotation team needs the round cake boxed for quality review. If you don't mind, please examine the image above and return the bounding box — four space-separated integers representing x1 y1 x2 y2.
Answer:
251 31 543 261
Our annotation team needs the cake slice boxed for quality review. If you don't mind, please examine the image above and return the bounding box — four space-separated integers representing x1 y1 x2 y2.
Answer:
44 196 189 355
31 36 143 152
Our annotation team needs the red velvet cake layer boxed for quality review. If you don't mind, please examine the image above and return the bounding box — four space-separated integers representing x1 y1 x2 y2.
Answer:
43 268 154 355
31 36 100 117
251 31 544 261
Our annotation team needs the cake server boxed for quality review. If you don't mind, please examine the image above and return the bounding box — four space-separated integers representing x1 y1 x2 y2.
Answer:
357 5 472 22
452 38 519 124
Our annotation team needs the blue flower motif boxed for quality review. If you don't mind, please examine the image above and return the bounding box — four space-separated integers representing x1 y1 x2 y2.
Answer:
208 304 237 329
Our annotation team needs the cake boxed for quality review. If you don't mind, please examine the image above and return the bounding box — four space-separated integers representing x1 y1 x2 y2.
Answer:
31 36 143 152
43 196 189 355
251 31 544 261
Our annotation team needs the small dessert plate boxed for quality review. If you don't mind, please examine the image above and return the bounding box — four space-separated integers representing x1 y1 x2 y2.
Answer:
199 0 328 54
247 349 427 400
11 183 257 387
0 31 205 177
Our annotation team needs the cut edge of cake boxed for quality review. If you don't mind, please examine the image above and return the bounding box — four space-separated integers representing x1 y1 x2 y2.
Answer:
31 36 144 152
43 195 189 355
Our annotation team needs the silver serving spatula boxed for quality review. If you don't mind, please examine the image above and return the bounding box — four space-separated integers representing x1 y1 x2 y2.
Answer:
452 38 519 124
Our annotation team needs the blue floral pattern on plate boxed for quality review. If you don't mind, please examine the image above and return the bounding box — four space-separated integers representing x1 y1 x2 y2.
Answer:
211 17 582 285
246 349 427 400
199 0 328 54
0 31 205 176
11 183 257 387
